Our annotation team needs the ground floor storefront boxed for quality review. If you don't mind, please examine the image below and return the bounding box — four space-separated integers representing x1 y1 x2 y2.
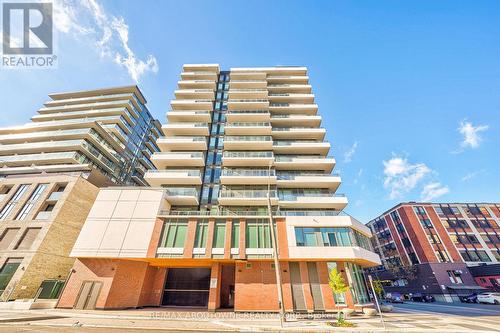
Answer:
57 258 373 312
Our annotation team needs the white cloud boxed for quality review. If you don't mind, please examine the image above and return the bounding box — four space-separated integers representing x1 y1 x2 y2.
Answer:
344 141 358 163
458 120 489 150
383 156 431 199
353 168 363 185
53 0 158 82
461 169 486 182
421 182 449 201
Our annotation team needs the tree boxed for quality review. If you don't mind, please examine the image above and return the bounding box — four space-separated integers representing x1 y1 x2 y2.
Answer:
328 268 350 324
372 279 385 299
387 263 418 282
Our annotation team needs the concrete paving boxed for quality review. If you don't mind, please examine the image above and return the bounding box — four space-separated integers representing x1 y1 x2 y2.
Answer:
0 302 498 332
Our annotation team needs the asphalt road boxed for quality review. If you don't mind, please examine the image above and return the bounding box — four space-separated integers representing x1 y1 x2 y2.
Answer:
392 300 500 317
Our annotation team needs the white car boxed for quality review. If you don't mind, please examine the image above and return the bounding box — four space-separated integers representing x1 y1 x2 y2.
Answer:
477 292 500 305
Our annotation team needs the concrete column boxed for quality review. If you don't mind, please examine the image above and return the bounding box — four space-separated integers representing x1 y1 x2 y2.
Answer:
205 219 215 258
239 219 246 259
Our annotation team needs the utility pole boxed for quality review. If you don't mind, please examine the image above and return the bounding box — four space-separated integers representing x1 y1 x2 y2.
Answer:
268 162 285 327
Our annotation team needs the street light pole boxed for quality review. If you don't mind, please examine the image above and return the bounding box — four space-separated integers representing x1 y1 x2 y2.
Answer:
267 162 285 327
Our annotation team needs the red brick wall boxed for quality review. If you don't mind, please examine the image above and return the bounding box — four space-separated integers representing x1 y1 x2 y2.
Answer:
399 206 437 263
384 213 410 266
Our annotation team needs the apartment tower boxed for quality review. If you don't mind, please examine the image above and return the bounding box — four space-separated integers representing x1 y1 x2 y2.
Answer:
58 65 380 312
368 202 500 302
0 86 161 306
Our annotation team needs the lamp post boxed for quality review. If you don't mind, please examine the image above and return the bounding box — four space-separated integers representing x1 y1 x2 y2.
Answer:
267 162 285 327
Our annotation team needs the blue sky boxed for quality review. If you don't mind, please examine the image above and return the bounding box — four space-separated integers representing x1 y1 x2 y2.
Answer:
1 0 499 222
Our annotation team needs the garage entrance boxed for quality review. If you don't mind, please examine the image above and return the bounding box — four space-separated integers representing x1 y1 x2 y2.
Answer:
161 268 211 307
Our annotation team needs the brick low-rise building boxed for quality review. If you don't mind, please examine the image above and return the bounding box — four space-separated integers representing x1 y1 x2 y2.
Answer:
367 202 500 302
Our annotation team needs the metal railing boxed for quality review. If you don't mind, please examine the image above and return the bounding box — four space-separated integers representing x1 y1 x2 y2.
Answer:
222 169 275 177
225 135 272 141
223 151 273 158
146 170 201 176
227 122 271 127
165 188 199 196
220 189 277 198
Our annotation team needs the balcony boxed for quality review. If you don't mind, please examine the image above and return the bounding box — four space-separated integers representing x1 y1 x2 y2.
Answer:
267 84 312 94
144 169 202 186
230 72 267 80
183 64 220 73
174 89 214 99
229 80 267 89
220 169 277 185
177 80 216 89
267 75 309 84
166 111 211 122
268 93 315 103
218 188 278 206
226 110 270 122
269 103 318 115
279 193 348 210
273 140 330 154
35 211 52 220
228 89 268 99
156 136 207 151
151 152 205 168
224 135 273 150
162 123 209 136
170 99 213 111
46 191 64 202
225 122 272 135
227 99 269 110
165 187 199 206
277 173 341 190
274 156 336 172
272 127 326 140
270 115 321 127
222 151 274 167
180 71 218 80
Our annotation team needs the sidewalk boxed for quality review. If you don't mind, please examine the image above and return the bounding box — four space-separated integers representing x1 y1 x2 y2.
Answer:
0 307 497 332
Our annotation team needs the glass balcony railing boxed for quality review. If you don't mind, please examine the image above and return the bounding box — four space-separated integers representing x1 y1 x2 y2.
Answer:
277 172 339 180
273 140 320 145
223 151 273 158
229 89 267 92
225 135 272 142
148 169 201 177
278 192 345 200
159 136 206 142
155 152 204 158
228 99 268 102
227 122 271 127
165 122 208 127
227 110 269 114
165 188 199 196
222 169 275 177
219 189 277 198
273 127 322 131
275 155 332 161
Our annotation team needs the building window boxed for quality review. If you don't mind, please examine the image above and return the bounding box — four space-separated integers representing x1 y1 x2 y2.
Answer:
246 220 271 248
14 228 41 250
231 221 240 248
0 228 20 250
161 220 187 248
213 221 226 248
193 221 208 248
0 258 22 295
447 270 463 284
15 184 48 220
0 184 29 220
346 262 370 304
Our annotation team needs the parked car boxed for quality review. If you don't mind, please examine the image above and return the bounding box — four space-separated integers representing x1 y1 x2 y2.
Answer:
385 292 404 303
411 293 435 303
477 292 500 304
459 293 478 303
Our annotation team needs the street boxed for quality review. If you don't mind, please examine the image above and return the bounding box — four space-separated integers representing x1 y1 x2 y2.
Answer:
0 301 499 332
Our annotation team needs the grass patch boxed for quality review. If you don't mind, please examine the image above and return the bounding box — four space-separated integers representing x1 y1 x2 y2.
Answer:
327 321 357 328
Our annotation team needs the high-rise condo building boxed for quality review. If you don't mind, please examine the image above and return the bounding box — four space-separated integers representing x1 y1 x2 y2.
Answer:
367 202 500 302
59 65 381 312
0 86 162 186
0 86 161 307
